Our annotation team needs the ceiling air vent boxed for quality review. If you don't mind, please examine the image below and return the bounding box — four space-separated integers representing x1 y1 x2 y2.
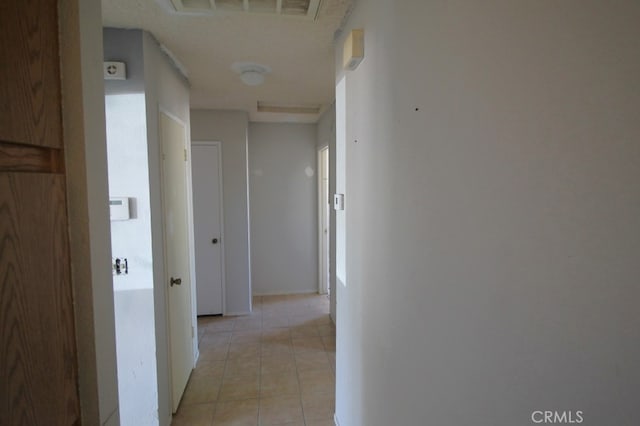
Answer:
170 0 322 20
257 101 321 114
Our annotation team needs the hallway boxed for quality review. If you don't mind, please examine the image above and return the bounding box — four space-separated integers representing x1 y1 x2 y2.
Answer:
173 294 335 425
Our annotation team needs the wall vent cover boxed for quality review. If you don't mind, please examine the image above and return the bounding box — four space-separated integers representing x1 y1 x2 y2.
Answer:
170 0 321 20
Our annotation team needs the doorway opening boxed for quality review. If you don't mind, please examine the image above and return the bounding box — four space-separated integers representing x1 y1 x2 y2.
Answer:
105 93 159 426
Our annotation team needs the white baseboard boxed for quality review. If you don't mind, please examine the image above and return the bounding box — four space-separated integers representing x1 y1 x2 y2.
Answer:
334 412 341 426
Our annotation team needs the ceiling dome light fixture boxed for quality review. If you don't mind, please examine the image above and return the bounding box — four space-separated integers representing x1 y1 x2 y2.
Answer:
241 69 265 86
231 62 271 86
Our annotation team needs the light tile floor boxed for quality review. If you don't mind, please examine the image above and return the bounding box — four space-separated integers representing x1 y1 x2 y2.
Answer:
172 294 335 426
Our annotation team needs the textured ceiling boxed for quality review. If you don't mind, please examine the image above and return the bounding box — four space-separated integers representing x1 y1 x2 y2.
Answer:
102 0 352 122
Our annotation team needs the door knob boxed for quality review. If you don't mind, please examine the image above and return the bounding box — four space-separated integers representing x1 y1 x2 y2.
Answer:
170 277 182 287
212 238 218 244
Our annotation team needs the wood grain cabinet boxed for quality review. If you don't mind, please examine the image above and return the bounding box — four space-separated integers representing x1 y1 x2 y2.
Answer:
1 0 81 424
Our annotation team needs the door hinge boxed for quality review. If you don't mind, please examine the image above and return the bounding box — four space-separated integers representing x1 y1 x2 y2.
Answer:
184 149 187 161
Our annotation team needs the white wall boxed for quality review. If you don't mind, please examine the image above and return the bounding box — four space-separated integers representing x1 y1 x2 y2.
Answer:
335 1 640 426
317 105 337 323
249 123 318 295
105 94 153 291
191 110 253 314
143 32 193 426
112 289 158 426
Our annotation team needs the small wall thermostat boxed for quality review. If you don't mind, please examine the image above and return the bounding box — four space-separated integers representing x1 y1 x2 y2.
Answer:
333 194 345 211
109 197 130 221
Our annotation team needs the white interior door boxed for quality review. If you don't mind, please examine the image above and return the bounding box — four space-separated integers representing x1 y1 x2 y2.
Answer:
159 111 194 412
191 142 224 316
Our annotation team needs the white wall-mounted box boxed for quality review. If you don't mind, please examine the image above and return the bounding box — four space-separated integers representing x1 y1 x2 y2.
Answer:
109 197 130 221
343 29 364 70
104 61 127 80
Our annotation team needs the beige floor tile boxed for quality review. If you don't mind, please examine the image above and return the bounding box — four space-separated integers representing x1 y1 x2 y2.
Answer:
182 295 335 426
200 345 231 362
297 366 333 380
288 314 316 326
292 337 325 352
172 402 215 426
231 331 262 342
327 353 336 371
202 331 233 345
301 392 335 421
259 395 304 425
233 318 263 331
260 355 296 375
268 423 304 426
193 359 226 380
261 342 293 358
305 419 335 426
263 346 292 358
262 317 290 329
232 352 263 365
201 317 237 333
262 295 284 302
261 328 291 342
316 325 335 337
224 357 260 377
294 351 331 371
231 341 262 351
260 371 300 397
218 375 260 401
297 369 335 396
229 338 261 348
213 399 259 426
290 325 319 337
320 336 335 351
182 376 222 405
308 316 332 327
228 343 261 359
232 330 263 343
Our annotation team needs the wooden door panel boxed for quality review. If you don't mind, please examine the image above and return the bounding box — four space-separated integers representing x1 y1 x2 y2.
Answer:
0 0 62 148
0 173 79 425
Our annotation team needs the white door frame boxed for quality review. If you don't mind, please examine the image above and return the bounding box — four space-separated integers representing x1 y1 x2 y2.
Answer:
192 141 227 315
318 146 329 294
